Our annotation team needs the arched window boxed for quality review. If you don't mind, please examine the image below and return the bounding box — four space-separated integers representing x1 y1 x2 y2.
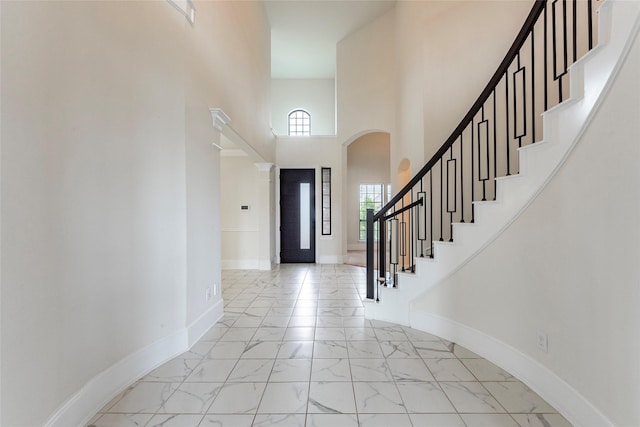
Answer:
288 109 311 136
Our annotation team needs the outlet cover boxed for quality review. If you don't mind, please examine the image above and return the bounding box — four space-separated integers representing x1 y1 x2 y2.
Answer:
205 287 212 301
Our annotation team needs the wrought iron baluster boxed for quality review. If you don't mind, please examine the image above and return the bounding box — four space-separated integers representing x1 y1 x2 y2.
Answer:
460 135 465 223
493 89 497 200
505 69 511 176
400 197 406 272
562 0 568 102
544 1 549 111
447 148 456 242
390 215 398 287
552 0 568 102
588 0 593 50
366 208 374 300
418 179 425 257
418 189 426 257
573 0 577 63
478 114 490 201
429 171 433 258
439 158 444 241
378 216 386 288
531 27 536 144
513 52 526 151
470 119 475 222
410 206 415 272
412 190 416 267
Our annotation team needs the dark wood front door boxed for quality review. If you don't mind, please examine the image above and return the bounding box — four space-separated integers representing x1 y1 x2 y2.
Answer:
280 169 315 263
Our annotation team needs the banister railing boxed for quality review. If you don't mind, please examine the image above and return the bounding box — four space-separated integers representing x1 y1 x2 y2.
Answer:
366 0 599 301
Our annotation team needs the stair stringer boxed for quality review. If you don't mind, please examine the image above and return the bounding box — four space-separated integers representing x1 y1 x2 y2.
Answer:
364 0 640 327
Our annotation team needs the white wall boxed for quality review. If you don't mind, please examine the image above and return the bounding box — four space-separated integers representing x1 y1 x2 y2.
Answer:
420 1 531 160
346 133 391 249
276 136 343 264
272 79 335 136
1 4 186 426
413 29 640 427
392 1 428 189
220 155 269 269
190 1 275 164
326 0 532 261
335 2 529 191
183 0 273 350
184 77 221 340
390 1 532 188
0 1 272 426
336 9 395 145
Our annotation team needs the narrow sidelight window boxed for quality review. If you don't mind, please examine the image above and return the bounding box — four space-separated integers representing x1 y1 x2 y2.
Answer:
321 168 331 235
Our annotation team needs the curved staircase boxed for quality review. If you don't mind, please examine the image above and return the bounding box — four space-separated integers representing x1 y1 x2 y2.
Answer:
364 1 640 424
364 0 640 327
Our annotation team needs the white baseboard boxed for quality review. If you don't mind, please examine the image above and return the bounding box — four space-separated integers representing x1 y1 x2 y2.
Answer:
257 260 272 271
410 310 613 427
222 259 272 270
44 302 225 427
222 259 259 270
317 255 344 264
45 329 188 427
187 299 224 346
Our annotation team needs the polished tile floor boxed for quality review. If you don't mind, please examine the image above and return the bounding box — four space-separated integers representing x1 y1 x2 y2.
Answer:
88 264 571 427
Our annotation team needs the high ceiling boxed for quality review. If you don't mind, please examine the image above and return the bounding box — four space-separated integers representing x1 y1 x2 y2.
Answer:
264 0 396 79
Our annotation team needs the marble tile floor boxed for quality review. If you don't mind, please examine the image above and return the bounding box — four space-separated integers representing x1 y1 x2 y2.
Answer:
88 264 571 427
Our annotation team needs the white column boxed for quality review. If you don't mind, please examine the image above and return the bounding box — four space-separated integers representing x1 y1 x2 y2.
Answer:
255 162 274 270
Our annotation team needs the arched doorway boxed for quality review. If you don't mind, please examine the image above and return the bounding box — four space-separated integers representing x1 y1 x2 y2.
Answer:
345 132 390 266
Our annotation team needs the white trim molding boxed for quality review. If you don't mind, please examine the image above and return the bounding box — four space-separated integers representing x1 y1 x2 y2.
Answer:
209 108 231 132
316 255 344 264
222 259 270 270
254 162 274 172
410 311 614 427
45 330 188 427
187 299 224 347
167 0 195 25
43 305 224 427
